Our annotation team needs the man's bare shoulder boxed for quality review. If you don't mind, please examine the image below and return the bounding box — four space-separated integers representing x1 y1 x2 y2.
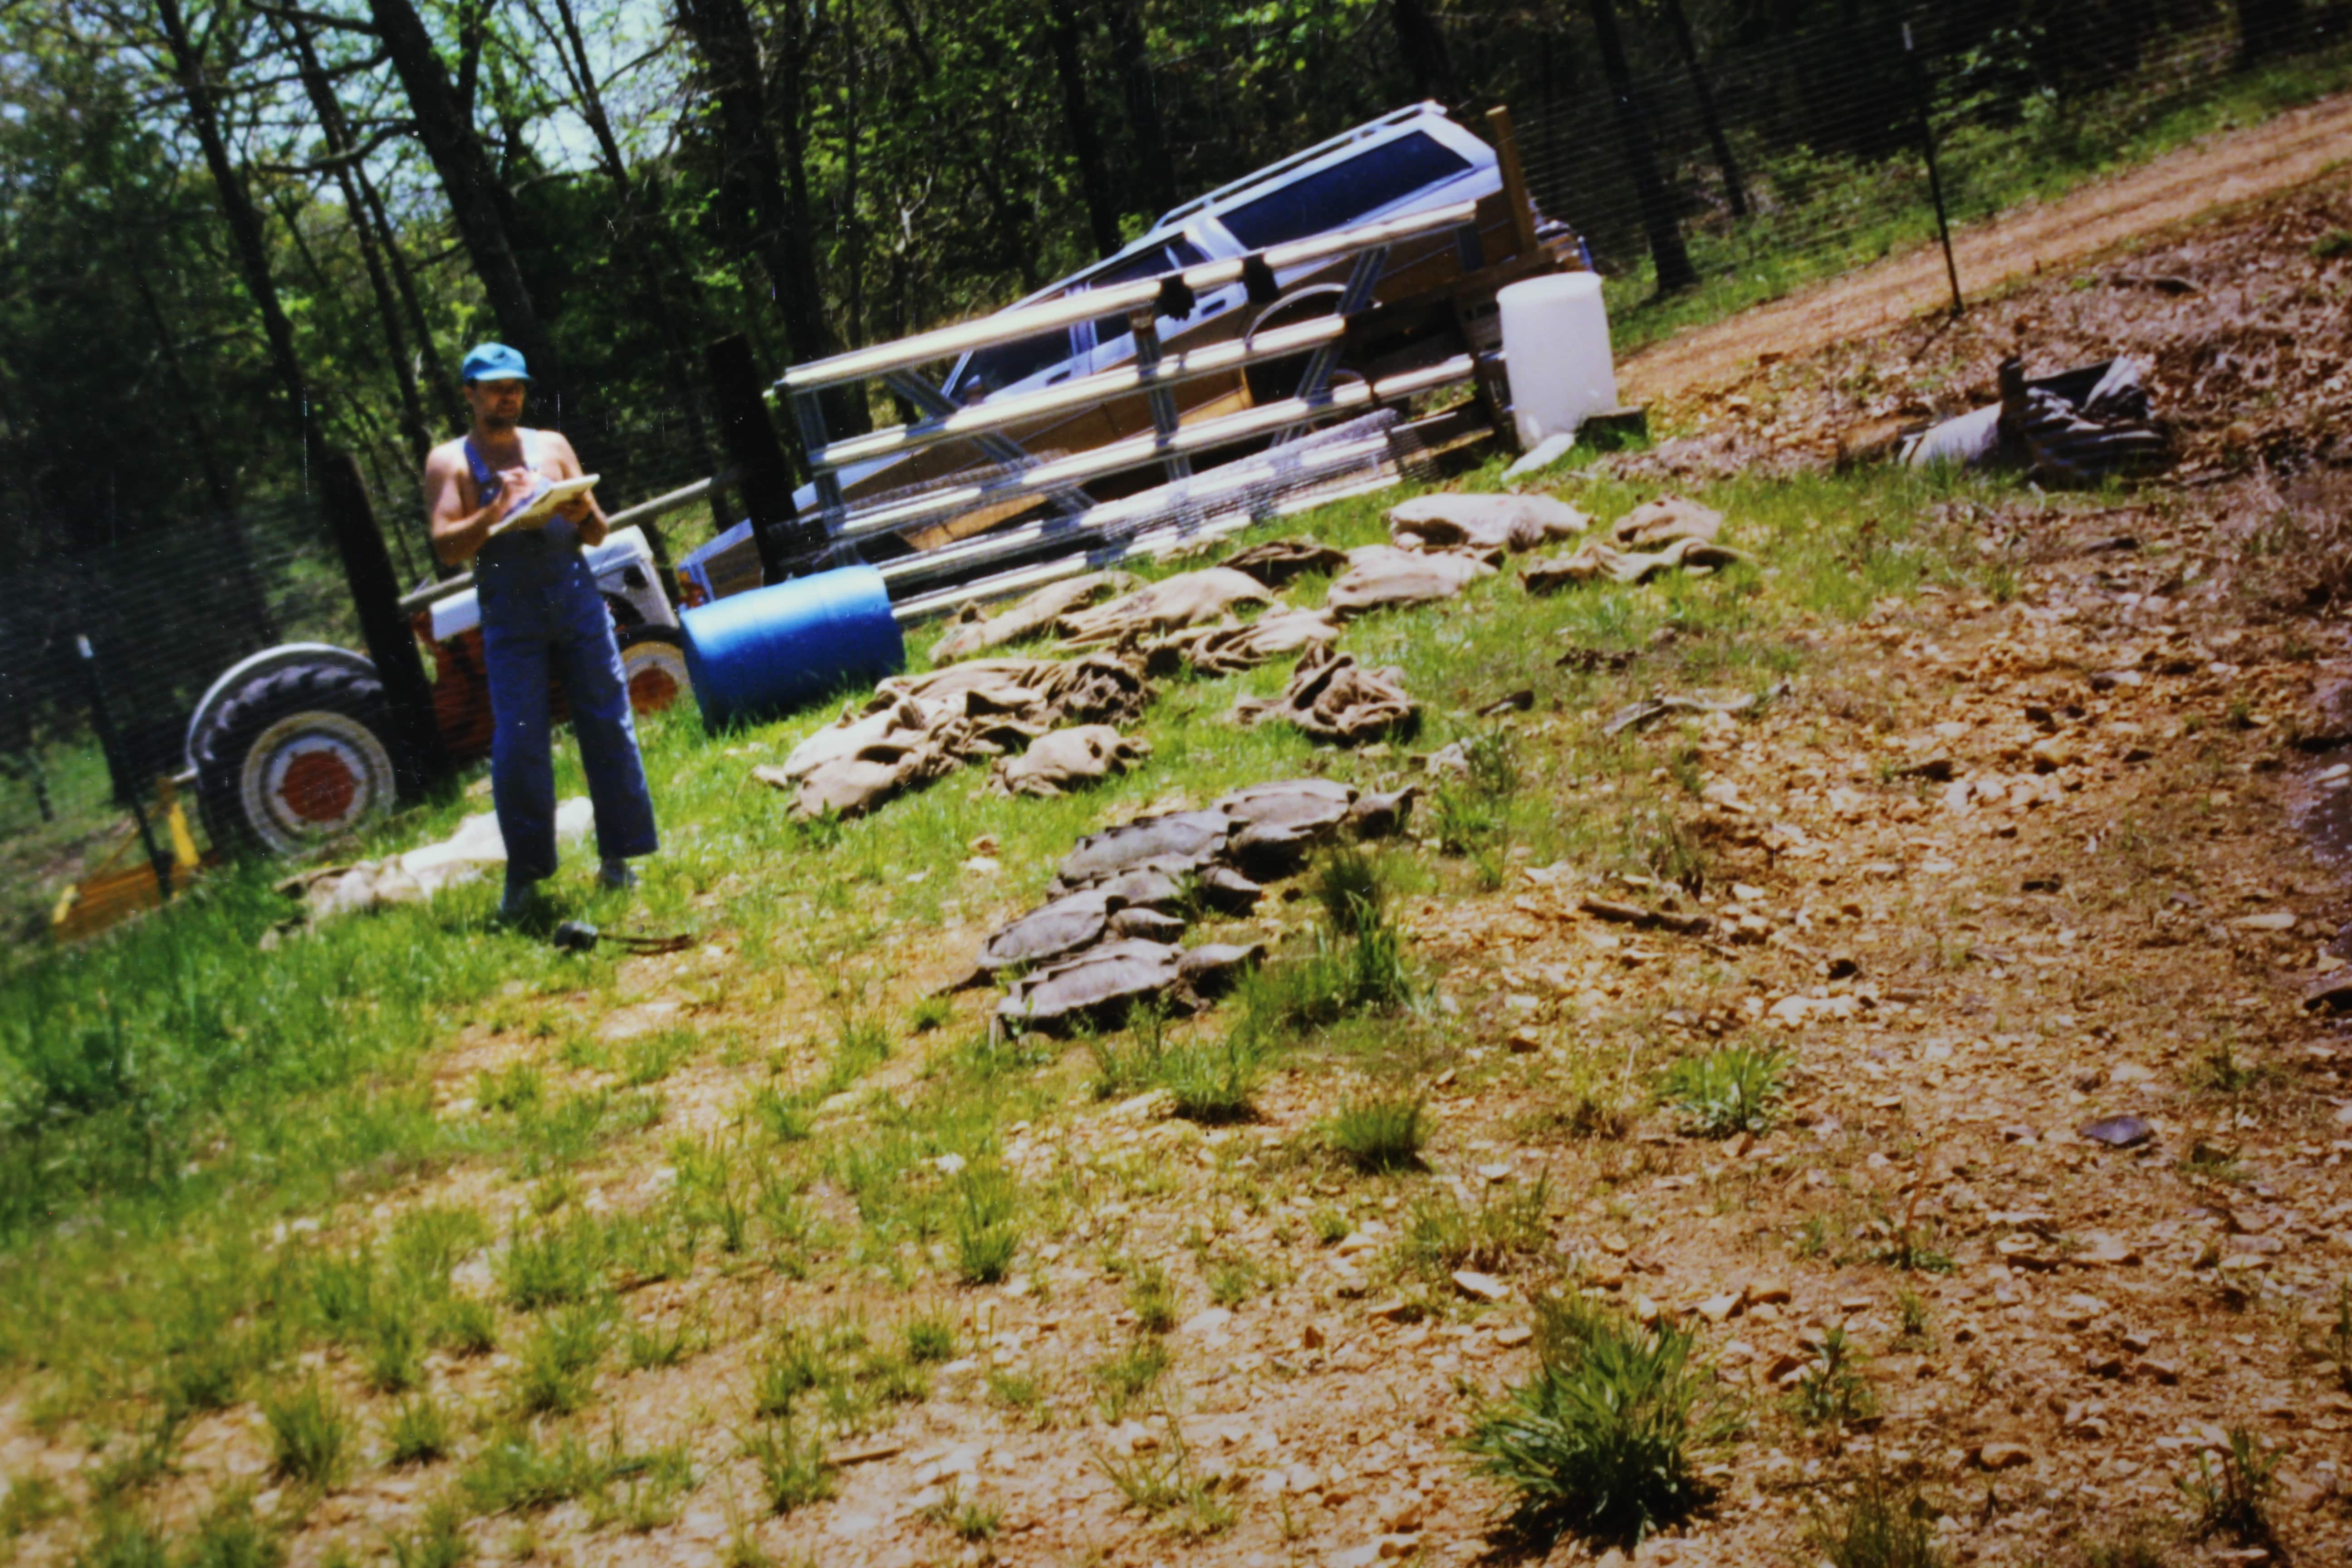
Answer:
540 429 585 468
424 437 470 475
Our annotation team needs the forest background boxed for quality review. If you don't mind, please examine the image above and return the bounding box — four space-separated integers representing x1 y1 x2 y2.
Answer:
0 0 2344 824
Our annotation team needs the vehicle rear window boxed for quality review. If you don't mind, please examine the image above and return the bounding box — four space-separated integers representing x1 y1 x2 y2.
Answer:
1086 238 1210 346
1217 131 1474 251
951 326 1075 401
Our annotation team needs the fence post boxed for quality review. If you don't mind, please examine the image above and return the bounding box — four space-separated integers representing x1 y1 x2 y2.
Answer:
706 334 809 584
1486 105 1541 261
74 634 172 903
1905 23 1965 317
320 451 450 796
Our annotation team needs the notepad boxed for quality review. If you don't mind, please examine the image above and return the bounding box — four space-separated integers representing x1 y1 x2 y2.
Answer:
489 475 599 535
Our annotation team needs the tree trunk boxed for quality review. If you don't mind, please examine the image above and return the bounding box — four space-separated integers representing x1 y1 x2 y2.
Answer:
1047 0 1122 259
1656 0 1746 217
152 0 312 456
1584 0 1696 293
1105 0 1176 223
841 0 866 344
675 0 848 422
1388 0 1455 104
283 17 433 462
366 0 559 395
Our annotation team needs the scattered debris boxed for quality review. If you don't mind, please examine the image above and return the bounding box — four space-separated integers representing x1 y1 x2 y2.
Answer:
986 725 1150 798
929 570 1138 662
1218 536 1349 587
1387 492 1589 553
1578 896 1713 936
1600 682 1787 736
1323 544 1498 619
1523 535 1753 593
271 799 593 931
1610 494 1724 549
1143 605 1340 678
1231 648 1420 744
1902 358 2170 483
1056 568 1273 646
763 652 1150 818
1476 689 1535 717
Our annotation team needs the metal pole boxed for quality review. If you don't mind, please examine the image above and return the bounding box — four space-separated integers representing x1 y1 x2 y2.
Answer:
75 634 172 903
1905 23 1964 318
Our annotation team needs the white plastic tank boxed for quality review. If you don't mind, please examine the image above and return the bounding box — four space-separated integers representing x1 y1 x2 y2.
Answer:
1497 272 1617 449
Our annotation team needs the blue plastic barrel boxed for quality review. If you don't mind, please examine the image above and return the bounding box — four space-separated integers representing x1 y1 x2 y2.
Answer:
680 565 905 730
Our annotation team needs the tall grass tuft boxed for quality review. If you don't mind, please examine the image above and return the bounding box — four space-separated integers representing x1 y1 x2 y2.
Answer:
1658 1045 1789 1137
261 1378 348 1488
1325 1093 1428 1172
1463 1295 1727 1544
1809 1472 1948 1568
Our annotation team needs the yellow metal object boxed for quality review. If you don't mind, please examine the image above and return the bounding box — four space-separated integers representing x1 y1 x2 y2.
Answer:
49 777 214 944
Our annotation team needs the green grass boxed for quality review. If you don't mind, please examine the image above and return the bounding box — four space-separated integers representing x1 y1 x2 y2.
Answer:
1810 1473 1949 1568
0 453 2039 1555
742 1420 834 1515
1658 1045 1790 1138
385 1395 455 1467
260 1378 348 1488
1464 1294 1730 1544
1325 1093 1429 1172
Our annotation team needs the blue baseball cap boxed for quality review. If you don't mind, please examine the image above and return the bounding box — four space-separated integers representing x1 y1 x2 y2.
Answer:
461 342 532 384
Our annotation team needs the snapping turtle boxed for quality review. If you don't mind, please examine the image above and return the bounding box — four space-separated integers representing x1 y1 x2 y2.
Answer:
957 888 1118 986
1053 809 1231 892
997 940 1188 1035
1346 786 1419 840
1177 942 1265 998
1215 779 1358 877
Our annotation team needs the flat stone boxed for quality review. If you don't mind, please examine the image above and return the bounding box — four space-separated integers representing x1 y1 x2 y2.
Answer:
1695 1290 1745 1324
2079 1114 2155 1148
1180 1308 1235 1337
1978 1442 2034 1470
1452 1270 1511 1303
1493 1324 1534 1348
1365 1298 1418 1323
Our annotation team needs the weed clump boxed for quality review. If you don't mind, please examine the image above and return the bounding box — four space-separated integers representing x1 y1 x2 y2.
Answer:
951 1172 1021 1284
1397 1174 1553 1278
386 1396 455 1467
262 1379 348 1488
1462 1294 1727 1544
1325 1093 1428 1172
742 1419 833 1514
2180 1428 2278 1548
1247 849 1417 1032
1659 1044 1788 1137
1809 1472 1948 1568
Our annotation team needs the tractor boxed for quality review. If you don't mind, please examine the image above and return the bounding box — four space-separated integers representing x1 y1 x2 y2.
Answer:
183 524 685 858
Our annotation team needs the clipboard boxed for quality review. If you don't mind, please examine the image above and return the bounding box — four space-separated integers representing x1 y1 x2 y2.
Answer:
488 474 599 536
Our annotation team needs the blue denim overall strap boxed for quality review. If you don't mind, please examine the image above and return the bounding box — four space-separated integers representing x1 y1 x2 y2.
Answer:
467 427 658 884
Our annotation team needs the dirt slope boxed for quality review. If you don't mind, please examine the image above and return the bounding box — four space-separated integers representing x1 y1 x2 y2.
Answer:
1621 88 2352 409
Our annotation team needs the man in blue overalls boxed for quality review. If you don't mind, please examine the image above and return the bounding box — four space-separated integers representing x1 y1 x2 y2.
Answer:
425 343 657 921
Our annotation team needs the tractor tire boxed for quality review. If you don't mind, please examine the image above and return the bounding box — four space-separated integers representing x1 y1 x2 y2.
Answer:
618 626 692 716
192 661 402 858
